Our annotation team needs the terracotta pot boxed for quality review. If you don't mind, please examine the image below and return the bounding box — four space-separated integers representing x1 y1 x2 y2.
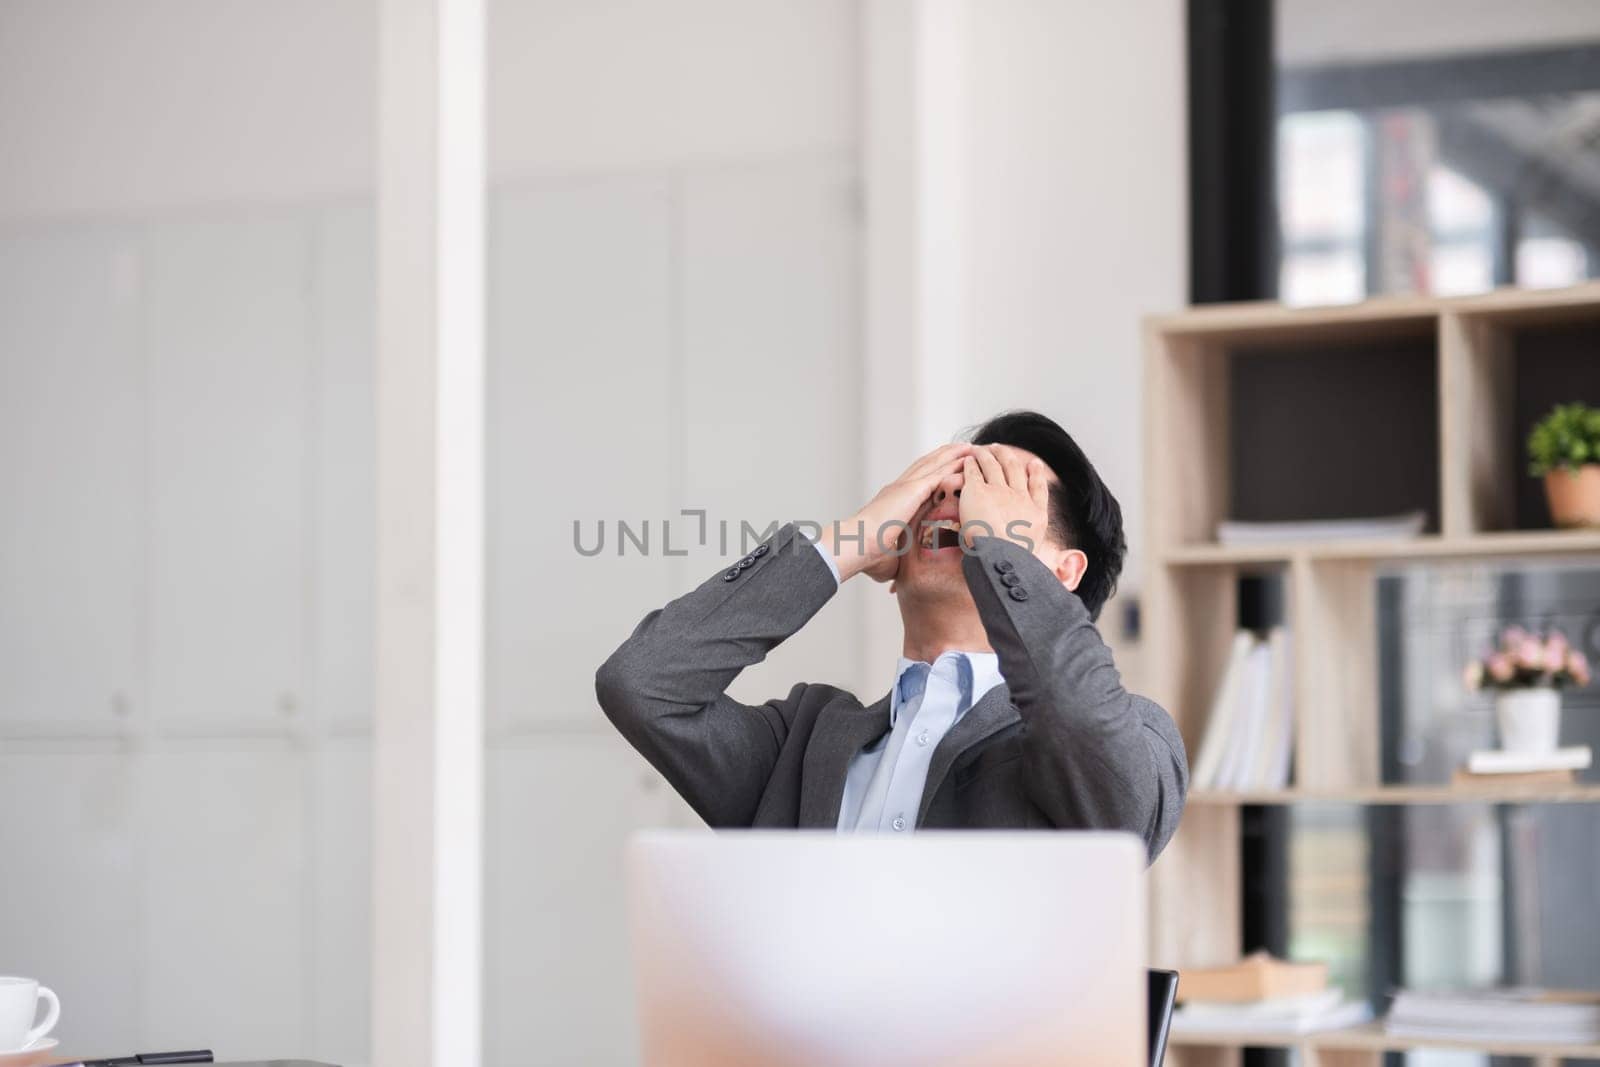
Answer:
1544 464 1600 528
1496 687 1562 753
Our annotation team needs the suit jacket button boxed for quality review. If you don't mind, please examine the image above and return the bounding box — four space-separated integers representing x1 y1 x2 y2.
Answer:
753 543 770 558
994 559 1015 574
1000 571 1022 587
737 555 754 568
722 569 741 581
1008 586 1029 601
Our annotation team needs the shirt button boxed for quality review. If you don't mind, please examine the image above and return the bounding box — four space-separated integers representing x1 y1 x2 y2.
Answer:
917 730 930 746
892 816 906 831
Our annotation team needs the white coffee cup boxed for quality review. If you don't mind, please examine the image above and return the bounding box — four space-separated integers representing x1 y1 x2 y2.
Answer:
0 977 59 1052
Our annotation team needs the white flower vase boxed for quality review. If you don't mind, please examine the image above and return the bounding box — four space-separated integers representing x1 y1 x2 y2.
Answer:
1495 687 1561 754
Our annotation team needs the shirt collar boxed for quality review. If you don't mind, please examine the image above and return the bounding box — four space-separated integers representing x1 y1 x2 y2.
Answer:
889 651 1004 726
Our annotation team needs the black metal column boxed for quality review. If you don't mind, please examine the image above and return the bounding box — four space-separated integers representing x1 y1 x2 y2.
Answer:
1188 4 1284 1065
1188 0 1278 305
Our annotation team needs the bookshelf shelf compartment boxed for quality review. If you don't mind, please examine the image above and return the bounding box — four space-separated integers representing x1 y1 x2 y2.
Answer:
1445 299 1600 535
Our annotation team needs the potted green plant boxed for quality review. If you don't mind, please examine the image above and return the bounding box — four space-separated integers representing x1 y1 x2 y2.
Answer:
1528 402 1600 528
1463 626 1591 753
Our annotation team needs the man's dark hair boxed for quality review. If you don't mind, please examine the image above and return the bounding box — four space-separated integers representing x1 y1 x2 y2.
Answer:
968 410 1126 621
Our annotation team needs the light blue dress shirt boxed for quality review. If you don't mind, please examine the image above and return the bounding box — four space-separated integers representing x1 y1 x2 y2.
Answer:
810 541 1006 832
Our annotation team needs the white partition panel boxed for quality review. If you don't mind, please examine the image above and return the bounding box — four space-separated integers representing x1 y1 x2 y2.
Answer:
0 749 141 1053
140 746 309 1058
679 158 864 700
0 208 373 1061
482 158 863 1067
145 218 312 734
313 206 378 735
0 232 142 733
484 734 695 1067
487 177 676 733
310 741 374 1065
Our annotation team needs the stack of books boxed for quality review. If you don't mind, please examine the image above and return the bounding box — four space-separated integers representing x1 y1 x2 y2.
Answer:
1191 628 1294 791
1454 745 1592 787
1386 988 1600 1044
1170 953 1371 1036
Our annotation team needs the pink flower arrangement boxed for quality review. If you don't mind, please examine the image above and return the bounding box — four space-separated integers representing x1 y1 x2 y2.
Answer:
1463 626 1591 691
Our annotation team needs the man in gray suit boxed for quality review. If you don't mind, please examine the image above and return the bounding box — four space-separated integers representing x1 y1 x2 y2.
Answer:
596 410 1186 861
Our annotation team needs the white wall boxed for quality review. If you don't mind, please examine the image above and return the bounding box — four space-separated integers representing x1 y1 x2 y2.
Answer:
489 0 858 176
961 0 1185 604
0 1 375 222
861 0 1185 622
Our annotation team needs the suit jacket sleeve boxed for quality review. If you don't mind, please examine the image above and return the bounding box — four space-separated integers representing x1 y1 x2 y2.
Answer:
594 522 838 827
961 536 1188 860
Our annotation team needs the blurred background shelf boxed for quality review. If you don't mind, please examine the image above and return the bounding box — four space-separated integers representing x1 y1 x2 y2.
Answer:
1188 784 1600 806
1169 1021 1600 1059
1142 281 1600 1000
1164 529 1600 567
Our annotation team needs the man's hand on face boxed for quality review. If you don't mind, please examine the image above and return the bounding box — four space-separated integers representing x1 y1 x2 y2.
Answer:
822 442 973 583
958 445 1052 558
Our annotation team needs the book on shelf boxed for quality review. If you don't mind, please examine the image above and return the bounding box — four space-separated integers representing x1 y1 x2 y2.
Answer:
1172 991 1371 1036
1191 628 1293 792
1191 632 1254 789
1252 627 1294 789
1466 745 1592 775
1216 510 1427 546
1386 987 1600 1044
1216 639 1271 790
1452 766 1577 788
1177 952 1327 1004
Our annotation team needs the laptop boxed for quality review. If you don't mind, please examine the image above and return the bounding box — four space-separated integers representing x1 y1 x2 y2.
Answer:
626 831 1146 1067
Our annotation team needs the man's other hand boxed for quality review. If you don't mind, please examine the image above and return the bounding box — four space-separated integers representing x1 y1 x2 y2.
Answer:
821 442 973 583
958 445 1051 556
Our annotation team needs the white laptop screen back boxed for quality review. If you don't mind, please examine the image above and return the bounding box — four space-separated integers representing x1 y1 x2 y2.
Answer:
626 831 1145 1067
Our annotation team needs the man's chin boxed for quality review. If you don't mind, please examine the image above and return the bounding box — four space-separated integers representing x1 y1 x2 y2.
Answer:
893 558 970 601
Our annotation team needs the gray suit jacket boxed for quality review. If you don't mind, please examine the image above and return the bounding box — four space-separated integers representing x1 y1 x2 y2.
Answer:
595 522 1187 861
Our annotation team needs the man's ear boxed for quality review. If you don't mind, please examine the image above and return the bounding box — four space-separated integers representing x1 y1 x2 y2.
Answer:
1053 548 1089 591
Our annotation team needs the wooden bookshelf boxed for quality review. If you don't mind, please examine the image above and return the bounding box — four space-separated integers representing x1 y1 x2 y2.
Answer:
1142 283 1600 1067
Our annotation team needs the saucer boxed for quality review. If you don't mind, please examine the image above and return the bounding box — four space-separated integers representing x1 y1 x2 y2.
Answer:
0 1038 59 1066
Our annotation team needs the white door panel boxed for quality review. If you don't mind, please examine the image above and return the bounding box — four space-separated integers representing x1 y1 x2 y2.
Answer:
309 742 372 1066
679 159 863 701
0 750 141 1051
0 232 142 731
488 177 676 731
485 734 677 1067
312 207 376 732
144 218 311 731
139 747 308 1058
